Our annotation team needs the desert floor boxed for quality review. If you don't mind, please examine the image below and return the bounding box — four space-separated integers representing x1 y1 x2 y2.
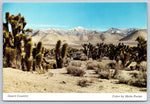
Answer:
3 61 146 93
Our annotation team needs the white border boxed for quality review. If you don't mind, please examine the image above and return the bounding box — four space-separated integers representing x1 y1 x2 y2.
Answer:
3 93 147 101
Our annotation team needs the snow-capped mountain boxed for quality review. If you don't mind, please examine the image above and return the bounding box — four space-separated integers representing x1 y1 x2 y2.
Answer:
29 26 147 46
103 27 138 35
30 26 100 37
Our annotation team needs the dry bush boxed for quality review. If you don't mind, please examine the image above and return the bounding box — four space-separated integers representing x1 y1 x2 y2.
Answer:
94 63 105 74
118 70 147 87
99 69 111 79
87 62 103 70
97 63 121 79
128 62 147 87
128 71 147 87
64 58 71 67
66 66 85 77
35 67 47 74
70 61 82 67
118 73 132 84
139 61 147 71
112 65 121 79
87 63 96 70
80 55 88 61
98 64 111 79
78 79 92 87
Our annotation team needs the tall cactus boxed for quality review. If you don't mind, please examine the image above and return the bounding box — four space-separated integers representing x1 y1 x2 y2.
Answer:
3 12 33 69
55 40 68 68
135 36 147 64
5 47 16 67
3 12 52 72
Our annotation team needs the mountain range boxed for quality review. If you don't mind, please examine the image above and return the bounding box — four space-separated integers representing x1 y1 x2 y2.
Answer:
28 26 147 48
103 27 138 35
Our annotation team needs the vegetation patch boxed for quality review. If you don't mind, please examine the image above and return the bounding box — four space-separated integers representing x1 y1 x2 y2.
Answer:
78 79 92 87
66 66 85 77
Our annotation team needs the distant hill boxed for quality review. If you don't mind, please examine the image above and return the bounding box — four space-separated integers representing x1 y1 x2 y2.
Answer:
120 29 147 41
29 26 100 37
103 27 138 35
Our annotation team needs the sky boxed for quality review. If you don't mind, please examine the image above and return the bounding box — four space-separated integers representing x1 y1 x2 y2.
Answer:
3 3 147 31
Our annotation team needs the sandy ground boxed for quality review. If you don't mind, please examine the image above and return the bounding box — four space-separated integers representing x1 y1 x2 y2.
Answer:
3 65 146 93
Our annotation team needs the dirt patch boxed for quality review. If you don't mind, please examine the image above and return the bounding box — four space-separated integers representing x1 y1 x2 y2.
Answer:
3 66 146 93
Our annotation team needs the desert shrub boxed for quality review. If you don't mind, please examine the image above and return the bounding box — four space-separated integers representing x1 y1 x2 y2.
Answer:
139 61 147 71
87 62 103 70
78 79 92 87
94 64 104 74
87 63 96 70
112 65 120 79
118 71 147 87
64 58 70 67
118 73 132 84
99 69 111 79
70 61 82 67
96 62 120 79
48 60 57 69
98 64 114 79
66 66 85 77
80 55 88 61
95 69 100 74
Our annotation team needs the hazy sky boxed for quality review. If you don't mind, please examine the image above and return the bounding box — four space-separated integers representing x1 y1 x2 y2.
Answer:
3 3 147 31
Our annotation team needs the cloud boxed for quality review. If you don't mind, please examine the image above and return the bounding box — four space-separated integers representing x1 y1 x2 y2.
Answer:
27 24 69 28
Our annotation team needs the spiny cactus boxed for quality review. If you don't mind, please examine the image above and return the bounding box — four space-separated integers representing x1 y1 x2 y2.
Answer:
26 58 33 71
36 41 43 54
3 12 33 69
5 47 16 67
25 41 32 59
3 12 52 72
35 52 43 63
61 43 68 59
46 64 50 71
136 36 147 63
32 59 36 71
55 40 68 68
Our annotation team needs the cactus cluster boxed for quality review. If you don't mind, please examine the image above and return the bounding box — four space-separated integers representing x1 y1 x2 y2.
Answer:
3 12 33 69
82 37 147 68
67 47 79 59
3 12 51 73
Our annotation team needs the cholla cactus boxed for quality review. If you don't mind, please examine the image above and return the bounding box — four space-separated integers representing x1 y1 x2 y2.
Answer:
25 41 32 59
136 36 147 63
55 40 68 68
3 12 33 69
3 12 51 72
5 47 16 67
36 41 43 54
26 58 33 71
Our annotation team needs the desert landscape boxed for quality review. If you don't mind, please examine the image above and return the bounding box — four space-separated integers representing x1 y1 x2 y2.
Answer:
3 8 147 93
